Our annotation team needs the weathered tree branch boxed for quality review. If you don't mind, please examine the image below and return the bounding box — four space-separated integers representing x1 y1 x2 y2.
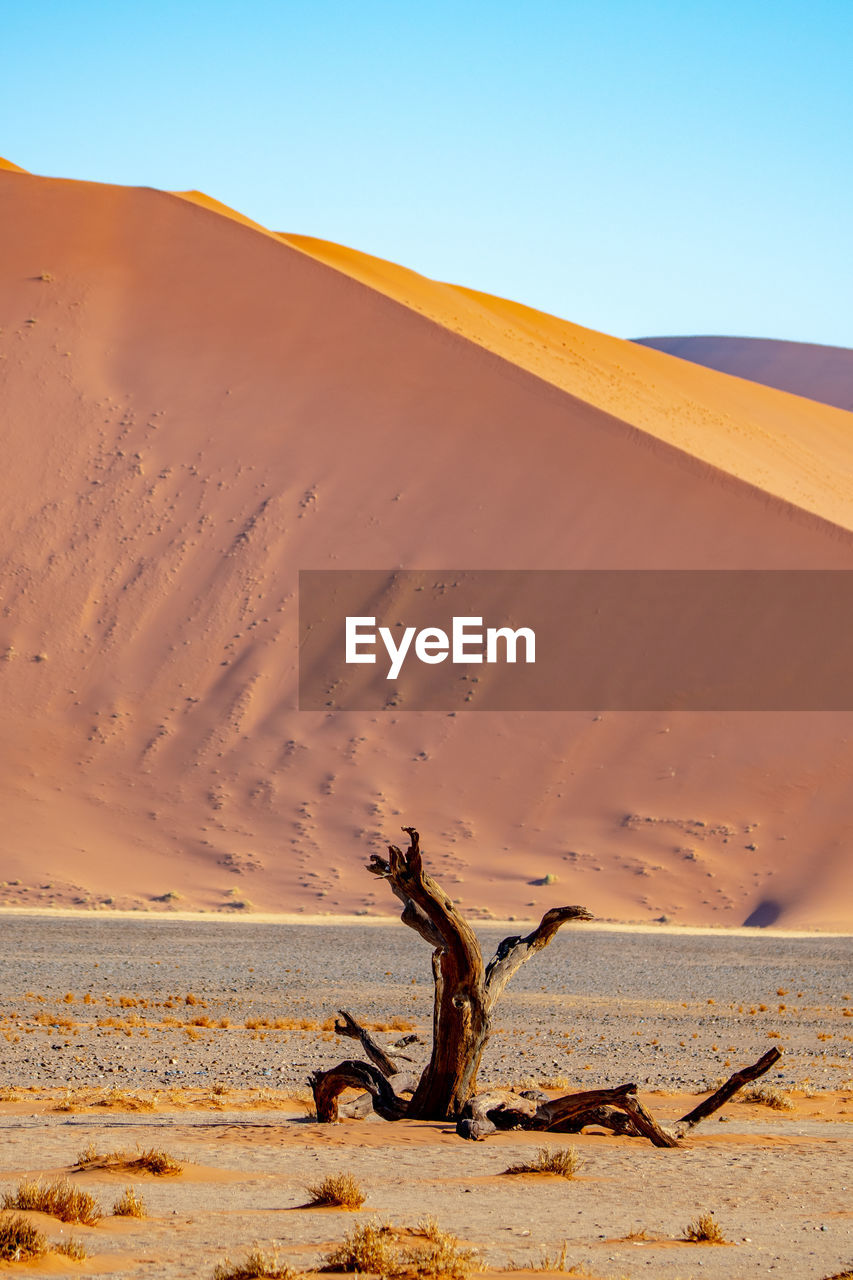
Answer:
309 1060 409 1123
334 1009 398 1078
675 1047 782 1133
312 823 780 1150
484 905 594 1011
456 1082 679 1147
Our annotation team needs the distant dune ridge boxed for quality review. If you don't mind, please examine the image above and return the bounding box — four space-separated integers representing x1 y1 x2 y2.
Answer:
635 335 853 413
1 161 853 929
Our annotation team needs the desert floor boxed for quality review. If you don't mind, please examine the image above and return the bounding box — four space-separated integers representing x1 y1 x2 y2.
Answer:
0 916 850 1278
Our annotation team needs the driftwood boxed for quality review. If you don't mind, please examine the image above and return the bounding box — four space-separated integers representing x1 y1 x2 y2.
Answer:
309 826 782 1146
334 1009 400 1077
675 1047 783 1133
361 826 590 1120
454 1047 781 1142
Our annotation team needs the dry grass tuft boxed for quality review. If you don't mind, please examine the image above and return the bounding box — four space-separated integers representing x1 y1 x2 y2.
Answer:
54 1087 158 1113
113 1185 147 1217
739 1083 794 1110
503 1146 583 1179
527 1251 600 1279
213 1248 297 1279
55 1236 88 1260
0 1213 47 1262
322 1219 400 1275
2 1177 102 1225
684 1211 728 1244
76 1143 182 1176
94 1088 157 1111
404 1217 480 1278
321 1217 480 1278
306 1173 366 1209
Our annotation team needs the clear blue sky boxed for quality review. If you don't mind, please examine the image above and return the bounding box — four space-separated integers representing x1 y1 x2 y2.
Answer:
2 1 851 346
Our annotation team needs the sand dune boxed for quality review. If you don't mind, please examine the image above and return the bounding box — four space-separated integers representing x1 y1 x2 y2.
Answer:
636 334 853 412
2 164 853 928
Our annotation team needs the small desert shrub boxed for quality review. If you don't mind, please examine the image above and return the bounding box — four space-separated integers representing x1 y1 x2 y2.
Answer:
322 1219 401 1274
322 1218 478 1279
113 1185 147 1217
76 1144 182 1176
504 1146 583 1179
404 1217 480 1279
2 1177 102 1225
94 1088 157 1111
684 1211 728 1244
0 1212 47 1261
55 1236 88 1260
213 1248 296 1280
306 1172 365 1209
529 1247 596 1277
739 1083 794 1111
538 1241 570 1271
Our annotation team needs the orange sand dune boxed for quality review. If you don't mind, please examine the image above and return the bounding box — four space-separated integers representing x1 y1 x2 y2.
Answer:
2 166 853 928
274 233 853 534
636 335 853 413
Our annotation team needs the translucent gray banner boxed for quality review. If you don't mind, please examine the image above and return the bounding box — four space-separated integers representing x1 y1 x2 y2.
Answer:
298 570 853 711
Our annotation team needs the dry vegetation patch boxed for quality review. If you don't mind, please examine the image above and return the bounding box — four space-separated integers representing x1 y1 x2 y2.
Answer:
503 1146 583 1180
305 1173 366 1209
683 1211 729 1244
2 1177 102 1224
321 1216 480 1278
112 1185 147 1217
55 1087 158 1113
213 1247 298 1279
0 1212 47 1262
738 1083 794 1110
55 1235 88 1260
76 1142 183 1176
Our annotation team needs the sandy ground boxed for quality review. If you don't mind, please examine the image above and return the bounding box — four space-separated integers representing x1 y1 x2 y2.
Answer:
0 917 851 1278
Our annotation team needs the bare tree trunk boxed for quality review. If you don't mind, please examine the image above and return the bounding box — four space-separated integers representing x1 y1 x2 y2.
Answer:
363 827 591 1120
310 827 590 1123
309 824 781 1145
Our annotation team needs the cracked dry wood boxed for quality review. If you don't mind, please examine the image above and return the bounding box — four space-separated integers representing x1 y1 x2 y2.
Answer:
308 825 783 1146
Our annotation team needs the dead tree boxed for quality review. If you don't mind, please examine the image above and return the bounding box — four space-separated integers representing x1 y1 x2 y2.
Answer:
310 826 781 1143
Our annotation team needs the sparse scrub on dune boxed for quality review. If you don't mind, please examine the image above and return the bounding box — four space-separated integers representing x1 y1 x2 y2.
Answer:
739 1082 794 1110
322 1220 397 1274
2 1177 102 1225
524 1247 598 1277
113 1185 147 1217
213 1247 298 1279
321 1217 479 1278
76 1144 182 1176
55 1236 88 1260
53 1087 158 1113
0 1212 47 1261
683 1211 728 1244
403 1217 481 1278
306 1172 365 1209
503 1146 583 1179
